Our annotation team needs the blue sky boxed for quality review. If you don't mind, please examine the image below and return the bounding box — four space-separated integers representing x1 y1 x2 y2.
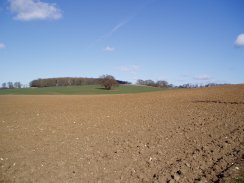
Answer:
0 0 244 85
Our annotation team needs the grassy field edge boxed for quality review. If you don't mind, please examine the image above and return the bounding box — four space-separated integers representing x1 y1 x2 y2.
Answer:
0 85 165 95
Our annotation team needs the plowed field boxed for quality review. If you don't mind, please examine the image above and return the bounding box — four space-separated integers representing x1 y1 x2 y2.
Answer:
0 85 243 182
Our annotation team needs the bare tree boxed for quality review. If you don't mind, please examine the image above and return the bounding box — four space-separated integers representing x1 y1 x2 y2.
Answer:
14 82 21 88
7 82 14 89
136 79 144 85
99 75 119 90
144 80 155 86
156 80 168 88
2 83 7 88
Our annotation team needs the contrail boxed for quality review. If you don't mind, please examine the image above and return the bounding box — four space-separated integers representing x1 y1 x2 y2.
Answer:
88 0 157 48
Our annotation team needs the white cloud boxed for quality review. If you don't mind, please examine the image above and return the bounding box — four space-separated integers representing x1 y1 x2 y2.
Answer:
235 33 244 47
8 0 62 21
0 43 6 49
104 46 115 52
193 75 211 81
119 65 139 75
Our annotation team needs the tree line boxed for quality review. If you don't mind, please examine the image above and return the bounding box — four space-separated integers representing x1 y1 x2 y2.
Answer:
29 77 131 88
177 83 227 88
1 82 22 89
0 77 225 90
136 79 226 89
136 79 171 88
30 77 99 87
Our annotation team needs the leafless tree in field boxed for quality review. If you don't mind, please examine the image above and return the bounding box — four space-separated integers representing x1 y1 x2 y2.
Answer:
14 82 22 88
99 75 119 90
7 82 14 89
1 83 7 88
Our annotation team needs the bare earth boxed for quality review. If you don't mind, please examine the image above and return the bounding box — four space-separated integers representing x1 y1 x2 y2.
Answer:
0 85 243 183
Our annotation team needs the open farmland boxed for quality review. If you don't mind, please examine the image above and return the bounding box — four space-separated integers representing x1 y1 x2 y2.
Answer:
0 85 243 182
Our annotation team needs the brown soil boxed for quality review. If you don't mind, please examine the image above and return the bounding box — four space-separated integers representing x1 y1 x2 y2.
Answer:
0 85 243 183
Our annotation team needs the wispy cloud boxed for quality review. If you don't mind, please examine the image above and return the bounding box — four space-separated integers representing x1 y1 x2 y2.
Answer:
119 65 139 75
104 46 115 52
0 43 6 49
193 75 211 81
94 19 130 44
88 19 130 49
110 20 130 35
89 1 155 48
8 0 62 21
235 33 244 47
109 0 156 35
